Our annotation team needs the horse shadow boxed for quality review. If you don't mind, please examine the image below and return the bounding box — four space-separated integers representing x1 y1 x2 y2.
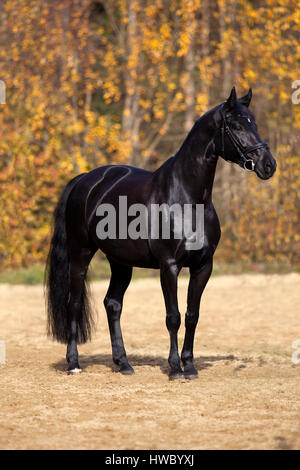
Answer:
52 353 238 377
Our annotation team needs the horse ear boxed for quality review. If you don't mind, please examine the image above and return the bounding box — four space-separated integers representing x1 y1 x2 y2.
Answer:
239 88 252 107
224 86 237 110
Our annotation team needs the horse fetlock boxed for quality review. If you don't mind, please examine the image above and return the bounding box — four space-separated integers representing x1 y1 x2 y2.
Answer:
112 349 127 365
113 353 134 375
181 351 193 366
168 354 182 371
67 354 81 373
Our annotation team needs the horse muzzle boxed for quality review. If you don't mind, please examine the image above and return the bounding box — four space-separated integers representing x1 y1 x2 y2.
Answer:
255 153 277 180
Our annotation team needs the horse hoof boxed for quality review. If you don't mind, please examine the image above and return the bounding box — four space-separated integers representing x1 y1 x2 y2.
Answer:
183 366 198 380
184 372 198 380
120 365 135 375
67 368 82 375
169 371 184 381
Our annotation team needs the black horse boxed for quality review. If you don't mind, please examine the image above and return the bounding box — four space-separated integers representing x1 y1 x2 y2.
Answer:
46 87 276 379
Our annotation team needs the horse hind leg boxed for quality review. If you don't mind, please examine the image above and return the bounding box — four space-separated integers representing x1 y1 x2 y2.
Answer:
66 246 96 374
104 259 133 375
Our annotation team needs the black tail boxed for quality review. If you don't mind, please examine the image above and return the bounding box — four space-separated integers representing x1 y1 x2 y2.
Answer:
45 173 93 344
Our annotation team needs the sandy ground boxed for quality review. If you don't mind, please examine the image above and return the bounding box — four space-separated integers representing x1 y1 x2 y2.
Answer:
0 273 300 450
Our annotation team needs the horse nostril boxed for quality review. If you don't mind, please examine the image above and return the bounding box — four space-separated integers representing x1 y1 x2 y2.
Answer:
265 161 272 175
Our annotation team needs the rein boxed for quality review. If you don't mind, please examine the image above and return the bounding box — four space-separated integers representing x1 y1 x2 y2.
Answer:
219 104 269 171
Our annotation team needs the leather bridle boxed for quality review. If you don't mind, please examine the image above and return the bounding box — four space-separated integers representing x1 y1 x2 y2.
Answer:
219 104 269 171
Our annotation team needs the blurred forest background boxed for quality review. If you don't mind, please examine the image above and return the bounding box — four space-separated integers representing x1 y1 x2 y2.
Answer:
0 0 300 280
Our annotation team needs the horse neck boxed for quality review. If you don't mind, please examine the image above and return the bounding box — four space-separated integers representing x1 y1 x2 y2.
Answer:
168 112 219 203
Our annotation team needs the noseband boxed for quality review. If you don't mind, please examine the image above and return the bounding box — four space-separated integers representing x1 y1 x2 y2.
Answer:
219 104 269 171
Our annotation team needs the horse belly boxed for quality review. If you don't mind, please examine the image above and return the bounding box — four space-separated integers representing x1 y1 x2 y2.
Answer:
95 238 159 268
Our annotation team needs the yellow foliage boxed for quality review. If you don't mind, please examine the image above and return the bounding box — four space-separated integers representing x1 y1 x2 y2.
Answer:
0 0 300 268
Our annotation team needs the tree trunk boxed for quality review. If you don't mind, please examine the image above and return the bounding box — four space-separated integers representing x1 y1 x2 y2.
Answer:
121 0 140 164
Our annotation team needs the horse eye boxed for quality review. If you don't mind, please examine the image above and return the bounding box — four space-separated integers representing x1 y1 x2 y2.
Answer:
232 123 242 131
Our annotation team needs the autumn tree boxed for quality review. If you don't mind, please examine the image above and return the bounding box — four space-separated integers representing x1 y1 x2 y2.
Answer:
0 0 299 269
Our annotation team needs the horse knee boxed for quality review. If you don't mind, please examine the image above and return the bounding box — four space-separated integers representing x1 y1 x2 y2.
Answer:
166 312 181 332
185 310 199 328
104 297 122 320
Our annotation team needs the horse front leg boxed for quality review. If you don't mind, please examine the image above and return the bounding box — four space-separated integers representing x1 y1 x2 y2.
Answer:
104 260 133 375
160 260 183 380
181 260 213 379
